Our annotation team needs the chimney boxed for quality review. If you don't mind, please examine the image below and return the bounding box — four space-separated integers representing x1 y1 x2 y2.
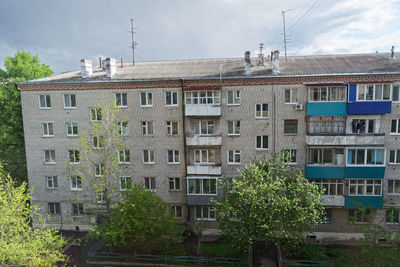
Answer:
257 43 264 66
391 46 395 58
105 57 117 78
272 50 280 75
244 51 251 76
80 59 93 79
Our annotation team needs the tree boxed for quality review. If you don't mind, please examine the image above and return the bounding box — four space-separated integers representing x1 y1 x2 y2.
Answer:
189 214 209 256
0 163 67 266
94 184 182 254
0 51 53 183
213 153 325 251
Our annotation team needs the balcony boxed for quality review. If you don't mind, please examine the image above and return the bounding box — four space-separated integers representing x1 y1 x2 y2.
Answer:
344 196 383 209
187 165 222 175
185 104 221 116
345 167 385 178
306 166 346 179
186 135 222 146
347 101 391 115
307 102 347 116
187 195 215 206
321 195 344 207
306 135 385 146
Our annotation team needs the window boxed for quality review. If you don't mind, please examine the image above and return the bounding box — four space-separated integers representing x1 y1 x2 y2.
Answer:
348 179 382 196
285 89 298 104
171 206 182 218
283 149 297 164
386 209 400 224
307 116 346 135
388 180 400 195
118 150 131 164
64 94 76 108
165 91 178 106
141 121 154 136
140 92 153 107
90 108 102 121
92 135 104 149
143 150 155 164
97 191 106 204
48 203 60 214
228 121 240 135
284 120 298 134
392 85 400 102
72 203 84 216
349 209 371 223
321 208 333 224
44 150 56 164
39 95 51 108
350 119 376 134
228 150 240 164
311 179 344 195
185 91 220 105
167 150 180 164
389 150 400 164
95 163 104 177
144 177 156 190
227 90 240 105
195 149 215 164
307 148 345 165
357 84 391 101
115 93 127 107
120 177 132 191
195 206 216 221
188 178 217 195
69 150 80 164
70 176 82 190
256 135 268 150
169 177 181 191
66 122 78 137
309 86 346 102
46 176 58 189
166 121 179 135
347 148 385 165
194 121 214 135
117 121 129 136
391 119 400 134
255 104 268 118
41 122 54 137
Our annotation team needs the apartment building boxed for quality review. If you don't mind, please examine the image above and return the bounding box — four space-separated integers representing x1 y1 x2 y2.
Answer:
19 52 400 239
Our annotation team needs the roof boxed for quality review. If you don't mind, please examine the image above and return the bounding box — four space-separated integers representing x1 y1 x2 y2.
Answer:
21 52 400 84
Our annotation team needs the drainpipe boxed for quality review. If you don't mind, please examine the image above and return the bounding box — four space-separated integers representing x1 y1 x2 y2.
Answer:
179 78 189 222
272 85 276 153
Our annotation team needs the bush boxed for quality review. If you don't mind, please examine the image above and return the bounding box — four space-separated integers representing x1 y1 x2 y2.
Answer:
291 243 328 261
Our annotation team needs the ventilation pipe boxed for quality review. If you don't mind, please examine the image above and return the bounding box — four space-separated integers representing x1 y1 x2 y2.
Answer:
105 57 117 78
272 50 280 75
244 51 251 76
80 59 93 79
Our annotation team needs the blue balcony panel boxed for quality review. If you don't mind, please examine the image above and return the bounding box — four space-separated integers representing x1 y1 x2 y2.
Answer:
345 167 385 178
306 102 347 116
344 196 383 209
347 101 391 114
305 166 346 179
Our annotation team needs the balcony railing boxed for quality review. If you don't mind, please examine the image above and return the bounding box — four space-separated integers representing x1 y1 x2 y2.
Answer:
186 135 222 146
187 165 222 175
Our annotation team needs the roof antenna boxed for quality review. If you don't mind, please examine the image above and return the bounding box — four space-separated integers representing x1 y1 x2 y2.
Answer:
281 9 292 62
391 46 395 58
257 43 265 65
128 18 138 65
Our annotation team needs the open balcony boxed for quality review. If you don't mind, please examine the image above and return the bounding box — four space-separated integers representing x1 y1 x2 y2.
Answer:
186 135 222 146
185 104 221 116
321 195 345 207
306 135 385 146
187 165 222 175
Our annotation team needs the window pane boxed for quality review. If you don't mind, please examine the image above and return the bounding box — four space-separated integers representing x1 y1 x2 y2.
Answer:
393 86 399 101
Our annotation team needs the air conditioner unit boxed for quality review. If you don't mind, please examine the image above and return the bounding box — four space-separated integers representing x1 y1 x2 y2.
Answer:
295 104 303 111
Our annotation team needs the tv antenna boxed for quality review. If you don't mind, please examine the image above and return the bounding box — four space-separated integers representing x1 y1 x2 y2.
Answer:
281 9 292 61
128 18 138 65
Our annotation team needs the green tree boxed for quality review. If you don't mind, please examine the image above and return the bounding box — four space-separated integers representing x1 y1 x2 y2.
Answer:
94 184 182 254
0 163 67 266
213 153 325 251
0 50 53 183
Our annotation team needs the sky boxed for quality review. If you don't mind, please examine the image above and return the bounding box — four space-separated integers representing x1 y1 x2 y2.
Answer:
1 0 400 74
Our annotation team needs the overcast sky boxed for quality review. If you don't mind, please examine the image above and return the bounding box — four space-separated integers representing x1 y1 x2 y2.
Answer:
1 0 399 74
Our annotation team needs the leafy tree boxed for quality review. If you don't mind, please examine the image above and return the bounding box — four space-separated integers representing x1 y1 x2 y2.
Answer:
213 153 325 251
0 163 67 266
190 215 209 256
0 50 53 183
94 184 182 254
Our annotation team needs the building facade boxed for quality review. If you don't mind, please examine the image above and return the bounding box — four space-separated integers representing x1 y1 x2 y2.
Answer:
19 53 400 239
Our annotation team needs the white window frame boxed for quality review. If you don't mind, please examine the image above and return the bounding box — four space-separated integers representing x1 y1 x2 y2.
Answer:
92 135 104 149
70 176 82 191
120 176 132 191
346 147 385 166
307 148 345 166
97 191 106 204
48 203 61 214
255 104 268 119
167 150 180 164
144 177 156 191
392 84 400 102
194 149 215 164
166 121 179 135
41 122 54 137
63 94 76 109
283 149 297 164
356 84 392 101
228 121 240 136
39 95 51 109
228 150 241 164
312 179 344 195
169 177 181 191
194 121 214 135
69 150 80 164
386 209 400 224
185 91 220 105
195 206 216 221
115 93 127 108
140 92 153 107
72 203 84 216
187 177 218 196
90 108 102 121
309 86 347 102
227 90 241 105
388 180 400 195
141 121 154 136
165 91 178 106
349 118 378 134
348 179 382 196
118 150 131 164
171 205 182 218
143 150 155 164
284 88 298 104
255 135 268 150
95 163 104 177
117 121 129 136
44 150 56 164
46 176 58 189
389 150 400 165
66 122 78 137
391 119 400 135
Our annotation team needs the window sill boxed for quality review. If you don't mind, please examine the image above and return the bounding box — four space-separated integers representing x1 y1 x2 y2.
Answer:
64 107 77 110
119 162 131 165
256 148 269 151
168 162 180 165
66 135 79 138
228 162 241 165
70 189 82 191
46 187 58 190
44 162 56 165
39 107 52 110
196 218 216 221
227 104 240 106
227 134 240 137
284 133 298 136
70 162 80 165
285 163 298 165
115 106 128 109
165 104 179 107
143 134 155 137
42 135 54 138
143 162 155 165
255 117 269 120
284 102 298 105
169 189 181 192
388 163 400 166
140 105 153 108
